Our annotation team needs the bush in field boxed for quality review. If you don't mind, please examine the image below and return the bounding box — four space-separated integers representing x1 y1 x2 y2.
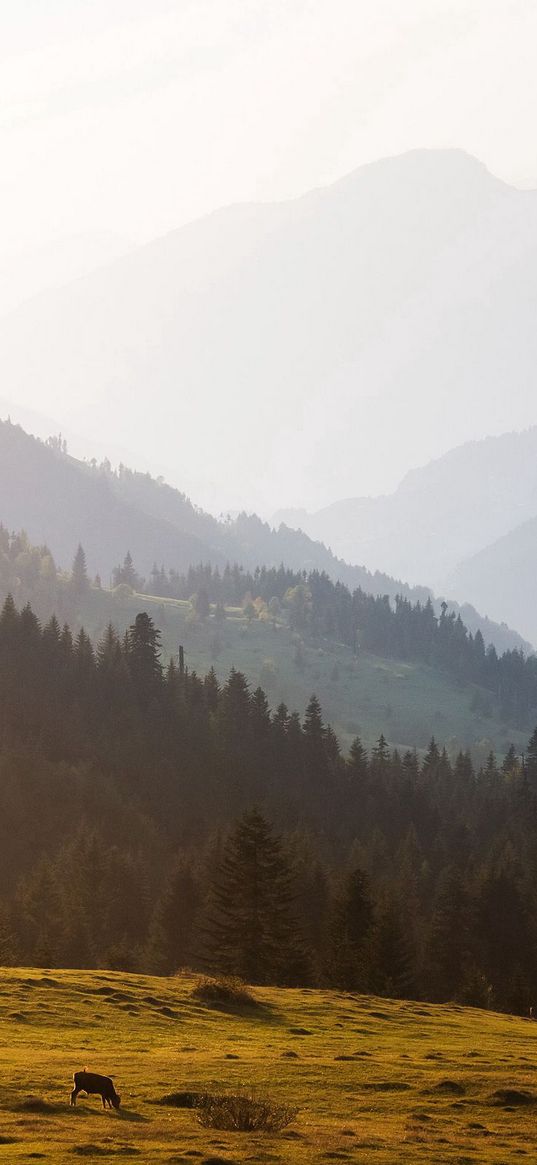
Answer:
191 974 257 1007
113 582 134 599
196 1089 298 1132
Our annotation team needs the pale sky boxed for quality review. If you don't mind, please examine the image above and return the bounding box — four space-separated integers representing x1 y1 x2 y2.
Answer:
2 0 537 265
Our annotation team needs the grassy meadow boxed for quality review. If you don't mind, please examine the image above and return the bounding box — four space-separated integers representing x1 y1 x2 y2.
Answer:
69 586 525 758
1 967 537 1163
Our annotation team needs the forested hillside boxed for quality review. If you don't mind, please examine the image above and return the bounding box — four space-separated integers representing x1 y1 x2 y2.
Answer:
1 525 535 753
1 595 537 1015
0 418 529 655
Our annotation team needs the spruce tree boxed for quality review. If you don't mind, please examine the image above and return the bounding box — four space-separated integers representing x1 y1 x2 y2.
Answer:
370 896 416 998
112 550 143 591
348 736 368 782
126 612 162 706
526 725 537 785
0 901 18 966
71 543 89 597
145 860 200 975
427 869 472 1000
202 809 301 984
327 866 374 991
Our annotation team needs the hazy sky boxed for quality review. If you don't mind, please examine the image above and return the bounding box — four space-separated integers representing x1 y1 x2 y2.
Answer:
2 0 537 263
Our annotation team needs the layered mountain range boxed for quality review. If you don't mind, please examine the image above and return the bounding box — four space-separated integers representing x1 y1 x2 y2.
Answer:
0 418 530 657
2 148 537 642
276 427 537 646
2 148 537 517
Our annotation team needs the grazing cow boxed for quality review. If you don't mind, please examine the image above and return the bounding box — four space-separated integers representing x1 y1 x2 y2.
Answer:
70 1069 121 1109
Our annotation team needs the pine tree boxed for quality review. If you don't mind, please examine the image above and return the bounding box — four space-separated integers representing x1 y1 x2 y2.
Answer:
145 860 200 975
126 612 162 706
327 866 374 991
370 896 416 998
0 901 18 966
202 810 302 984
348 736 368 783
427 869 472 1000
71 543 89 597
371 734 390 767
112 550 143 591
526 725 537 785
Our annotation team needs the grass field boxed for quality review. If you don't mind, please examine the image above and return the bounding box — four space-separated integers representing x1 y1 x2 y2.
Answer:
1 967 537 1164
70 585 526 759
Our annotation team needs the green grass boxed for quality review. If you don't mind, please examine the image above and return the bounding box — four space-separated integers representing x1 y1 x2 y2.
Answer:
1 967 537 1163
72 586 525 758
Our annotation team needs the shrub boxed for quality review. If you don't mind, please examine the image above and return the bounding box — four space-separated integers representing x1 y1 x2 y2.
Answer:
113 582 133 599
191 974 256 1007
196 1089 298 1132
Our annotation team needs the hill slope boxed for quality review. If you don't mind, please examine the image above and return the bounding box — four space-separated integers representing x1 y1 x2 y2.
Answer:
53 583 526 757
0 419 530 657
1 966 537 1164
0 418 426 597
4 149 537 515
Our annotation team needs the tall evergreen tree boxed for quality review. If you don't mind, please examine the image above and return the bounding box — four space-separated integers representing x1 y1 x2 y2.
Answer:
525 724 537 785
145 860 200 975
112 550 143 591
427 869 472 1001
202 809 302 984
71 543 89 597
126 612 162 706
327 866 374 991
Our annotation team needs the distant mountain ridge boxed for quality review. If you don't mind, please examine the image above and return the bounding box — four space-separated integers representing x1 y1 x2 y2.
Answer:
275 427 537 586
275 426 537 645
0 418 530 656
450 514 537 646
3 148 537 514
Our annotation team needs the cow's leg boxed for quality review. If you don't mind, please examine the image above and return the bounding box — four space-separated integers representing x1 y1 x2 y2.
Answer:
70 1087 79 1106
102 1094 107 1108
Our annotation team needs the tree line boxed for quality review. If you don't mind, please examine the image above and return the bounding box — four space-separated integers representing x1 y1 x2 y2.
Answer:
3 525 537 728
144 559 537 726
1 595 537 1014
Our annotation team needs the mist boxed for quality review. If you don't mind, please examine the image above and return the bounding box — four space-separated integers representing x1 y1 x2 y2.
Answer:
3 3 537 1093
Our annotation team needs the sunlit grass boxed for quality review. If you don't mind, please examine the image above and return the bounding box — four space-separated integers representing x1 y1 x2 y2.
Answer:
1 966 537 1162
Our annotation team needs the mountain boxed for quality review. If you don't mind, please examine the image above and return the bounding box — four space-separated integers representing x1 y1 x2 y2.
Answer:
449 515 537 646
0 418 422 594
0 231 133 316
3 149 537 514
0 418 531 656
275 427 537 589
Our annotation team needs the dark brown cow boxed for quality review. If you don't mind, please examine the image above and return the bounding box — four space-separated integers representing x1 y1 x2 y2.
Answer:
70 1069 121 1109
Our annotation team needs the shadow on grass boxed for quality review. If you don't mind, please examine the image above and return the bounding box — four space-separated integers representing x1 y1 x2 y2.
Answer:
200 999 280 1025
68 1105 149 1123
117 1108 150 1123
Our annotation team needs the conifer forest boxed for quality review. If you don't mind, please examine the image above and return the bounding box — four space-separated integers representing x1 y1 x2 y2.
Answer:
2 593 537 1016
